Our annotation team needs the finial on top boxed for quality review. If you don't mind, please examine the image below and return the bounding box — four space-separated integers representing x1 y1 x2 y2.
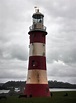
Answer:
34 6 39 13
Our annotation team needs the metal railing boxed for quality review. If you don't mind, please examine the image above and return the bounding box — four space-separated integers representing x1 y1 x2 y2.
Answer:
29 24 46 31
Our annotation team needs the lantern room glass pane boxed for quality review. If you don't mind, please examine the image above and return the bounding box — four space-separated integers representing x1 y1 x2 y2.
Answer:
33 16 43 24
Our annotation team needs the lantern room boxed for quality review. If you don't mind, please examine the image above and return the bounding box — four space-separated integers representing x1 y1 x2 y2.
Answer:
29 8 46 31
32 9 44 25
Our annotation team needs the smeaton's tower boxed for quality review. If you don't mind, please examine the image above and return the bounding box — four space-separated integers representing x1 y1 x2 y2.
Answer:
24 8 50 97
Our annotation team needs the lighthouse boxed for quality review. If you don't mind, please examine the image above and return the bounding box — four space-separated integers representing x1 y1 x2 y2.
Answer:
24 8 50 97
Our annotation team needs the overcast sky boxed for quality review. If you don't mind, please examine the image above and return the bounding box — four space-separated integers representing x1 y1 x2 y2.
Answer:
0 0 76 84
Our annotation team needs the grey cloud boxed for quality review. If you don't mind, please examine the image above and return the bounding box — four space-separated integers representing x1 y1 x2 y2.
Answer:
0 0 76 84
46 0 76 65
0 60 27 79
48 62 76 77
47 45 76 64
10 44 28 61
0 0 30 83
47 61 76 84
42 0 76 19
0 41 28 61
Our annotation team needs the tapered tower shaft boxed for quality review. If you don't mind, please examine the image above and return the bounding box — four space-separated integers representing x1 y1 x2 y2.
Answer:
24 8 50 97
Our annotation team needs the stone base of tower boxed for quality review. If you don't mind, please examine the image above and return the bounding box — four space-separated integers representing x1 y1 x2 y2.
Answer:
24 84 50 97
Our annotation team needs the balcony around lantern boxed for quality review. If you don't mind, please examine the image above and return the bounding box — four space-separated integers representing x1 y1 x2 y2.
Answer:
29 23 46 32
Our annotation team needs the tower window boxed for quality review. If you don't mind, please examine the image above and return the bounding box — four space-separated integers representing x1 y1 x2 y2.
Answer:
32 60 38 67
32 60 35 67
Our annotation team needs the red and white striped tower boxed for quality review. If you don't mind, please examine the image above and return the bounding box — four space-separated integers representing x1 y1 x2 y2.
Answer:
24 8 50 97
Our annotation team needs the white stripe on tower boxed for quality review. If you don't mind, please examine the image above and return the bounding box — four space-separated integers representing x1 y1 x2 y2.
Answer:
26 70 48 84
29 43 45 56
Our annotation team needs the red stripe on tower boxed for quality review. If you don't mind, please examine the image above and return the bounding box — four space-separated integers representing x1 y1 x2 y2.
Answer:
24 8 50 97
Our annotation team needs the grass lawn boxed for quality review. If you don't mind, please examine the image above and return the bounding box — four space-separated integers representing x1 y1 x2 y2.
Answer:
0 91 76 103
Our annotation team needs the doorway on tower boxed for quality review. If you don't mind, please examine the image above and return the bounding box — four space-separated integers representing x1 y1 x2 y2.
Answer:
29 94 32 98
24 94 32 98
